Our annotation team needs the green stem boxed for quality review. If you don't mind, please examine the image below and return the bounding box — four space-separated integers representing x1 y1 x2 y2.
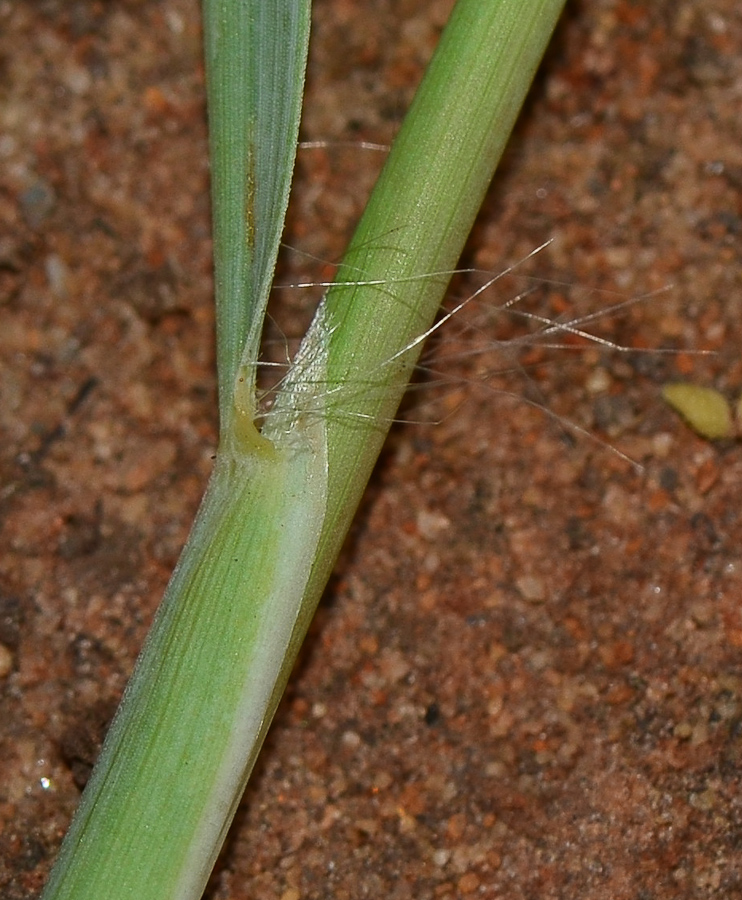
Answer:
272 0 568 628
40 438 326 900
40 1 566 898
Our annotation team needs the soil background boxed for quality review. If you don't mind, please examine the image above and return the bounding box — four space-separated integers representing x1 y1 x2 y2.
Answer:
2 1 742 898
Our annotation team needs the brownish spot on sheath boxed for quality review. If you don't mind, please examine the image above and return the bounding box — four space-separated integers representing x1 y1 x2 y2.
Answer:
245 140 256 251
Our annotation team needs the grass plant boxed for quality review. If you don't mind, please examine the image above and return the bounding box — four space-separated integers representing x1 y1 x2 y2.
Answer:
39 1 567 898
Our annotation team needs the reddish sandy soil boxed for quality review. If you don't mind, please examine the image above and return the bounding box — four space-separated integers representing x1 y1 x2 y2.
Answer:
2 1 742 898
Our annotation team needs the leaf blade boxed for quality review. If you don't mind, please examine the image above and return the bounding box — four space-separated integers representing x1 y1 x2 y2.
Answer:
204 0 312 441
